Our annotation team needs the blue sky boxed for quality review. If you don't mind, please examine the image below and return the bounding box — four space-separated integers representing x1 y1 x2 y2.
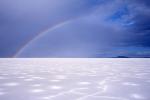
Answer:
0 0 150 57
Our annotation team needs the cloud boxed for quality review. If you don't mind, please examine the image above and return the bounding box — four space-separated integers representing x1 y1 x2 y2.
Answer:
0 0 150 57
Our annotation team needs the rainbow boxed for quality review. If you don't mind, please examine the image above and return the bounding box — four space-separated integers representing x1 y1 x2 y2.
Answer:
14 19 72 57
13 4 100 57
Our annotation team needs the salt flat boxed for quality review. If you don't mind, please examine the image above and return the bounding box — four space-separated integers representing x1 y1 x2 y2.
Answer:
0 58 150 100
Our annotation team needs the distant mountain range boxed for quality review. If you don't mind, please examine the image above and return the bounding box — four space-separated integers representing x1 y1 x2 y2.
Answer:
113 56 150 58
114 56 130 58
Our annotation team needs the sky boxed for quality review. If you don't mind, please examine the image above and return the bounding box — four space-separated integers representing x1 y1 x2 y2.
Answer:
0 0 150 57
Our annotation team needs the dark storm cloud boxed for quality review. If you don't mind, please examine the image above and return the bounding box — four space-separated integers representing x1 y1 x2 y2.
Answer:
104 0 150 48
123 0 150 47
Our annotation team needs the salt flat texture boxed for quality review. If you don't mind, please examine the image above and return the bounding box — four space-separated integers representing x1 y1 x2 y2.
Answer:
0 58 150 100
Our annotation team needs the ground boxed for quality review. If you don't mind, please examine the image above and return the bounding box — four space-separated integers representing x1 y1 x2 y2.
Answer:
0 58 150 100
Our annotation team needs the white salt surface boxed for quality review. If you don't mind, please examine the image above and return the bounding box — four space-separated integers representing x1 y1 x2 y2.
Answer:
0 58 150 100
